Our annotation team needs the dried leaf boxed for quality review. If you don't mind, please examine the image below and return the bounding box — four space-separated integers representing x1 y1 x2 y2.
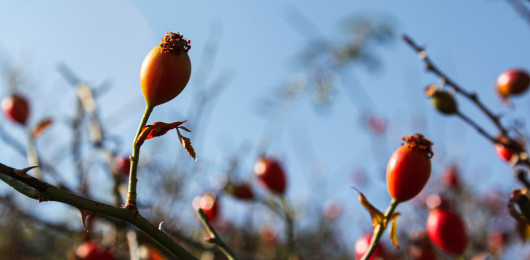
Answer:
388 212 401 249
177 130 197 161
357 189 384 230
136 121 187 145
14 166 39 178
31 118 53 138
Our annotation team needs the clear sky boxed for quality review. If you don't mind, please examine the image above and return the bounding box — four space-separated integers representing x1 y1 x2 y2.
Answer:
0 0 529 252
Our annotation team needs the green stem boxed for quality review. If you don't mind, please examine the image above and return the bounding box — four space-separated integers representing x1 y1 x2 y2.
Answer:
197 208 238 260
361 199 400 260
279 195 295 257
126 105 154 209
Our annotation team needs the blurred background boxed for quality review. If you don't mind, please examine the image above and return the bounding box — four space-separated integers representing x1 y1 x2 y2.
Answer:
0 0 529 259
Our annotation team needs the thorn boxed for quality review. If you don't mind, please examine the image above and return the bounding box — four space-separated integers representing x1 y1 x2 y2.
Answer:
14 166 39 178
79 208 91 232
350 186 361 194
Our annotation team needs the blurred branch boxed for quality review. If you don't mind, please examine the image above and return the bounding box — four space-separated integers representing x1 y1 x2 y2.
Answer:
0 123 63 181
515 160 530 189
0 162 197 260
402 34 508 136
456 112 497 143
0 195 77 235
404 34 530 191
0 124 26 155
197 208 238 260
507 0 530 29
280 196 295 258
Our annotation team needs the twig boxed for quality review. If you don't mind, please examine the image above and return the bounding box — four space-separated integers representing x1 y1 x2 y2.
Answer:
0 162 197 260
280 195 295 258
506 0 530 29
0 195 77 235
516 169 530 189
402 34 508 136
361 199 400 260
456 112 497 144
197 208 238 260
515 160 530 189
404 34 530 190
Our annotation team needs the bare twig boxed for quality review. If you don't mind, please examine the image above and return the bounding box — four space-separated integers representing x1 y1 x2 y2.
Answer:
456 112 497 144
402 34 508 136
197 208 238 260
506 0 530 29
404 34 530 190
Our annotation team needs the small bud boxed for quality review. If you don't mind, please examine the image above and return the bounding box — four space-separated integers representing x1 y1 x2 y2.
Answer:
224 183 254 201
204 237 216 244
425 86 458 115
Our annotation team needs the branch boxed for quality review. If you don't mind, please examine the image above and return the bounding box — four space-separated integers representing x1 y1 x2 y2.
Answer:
402 34 508 136
456 112 497 144
506 0 530 29
403 34 530 189
0 162 197 260
197 208 238 260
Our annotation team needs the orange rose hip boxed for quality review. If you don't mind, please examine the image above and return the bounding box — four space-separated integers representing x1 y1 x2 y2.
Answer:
140 32 191 107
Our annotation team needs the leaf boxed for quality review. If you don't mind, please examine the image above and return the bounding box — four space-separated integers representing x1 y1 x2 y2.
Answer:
356 189 384 230
388 212 401 249
177 128 198 161
31 118 53 138
136 121 187 146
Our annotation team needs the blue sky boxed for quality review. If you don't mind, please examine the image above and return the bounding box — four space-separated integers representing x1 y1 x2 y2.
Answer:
0 0 529 251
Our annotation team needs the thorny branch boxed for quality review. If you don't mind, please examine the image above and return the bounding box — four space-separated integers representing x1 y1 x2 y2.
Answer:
0 162 197 260
402 34 508 137
403 34 530 190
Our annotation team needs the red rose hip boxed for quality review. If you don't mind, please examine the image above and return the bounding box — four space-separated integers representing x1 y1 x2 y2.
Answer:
386 134 433 202
1 94 29 125
254 157 287 194
192 192 219 222
494 135 525 163
113 156 131 177
426 209 467 255
496 69 530 98
76 241 115 260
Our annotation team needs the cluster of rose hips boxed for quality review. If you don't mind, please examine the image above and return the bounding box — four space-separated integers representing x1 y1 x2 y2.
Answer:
4 29 522 259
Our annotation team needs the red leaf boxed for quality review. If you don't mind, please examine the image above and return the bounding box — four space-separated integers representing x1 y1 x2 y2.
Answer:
136 121 186 145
